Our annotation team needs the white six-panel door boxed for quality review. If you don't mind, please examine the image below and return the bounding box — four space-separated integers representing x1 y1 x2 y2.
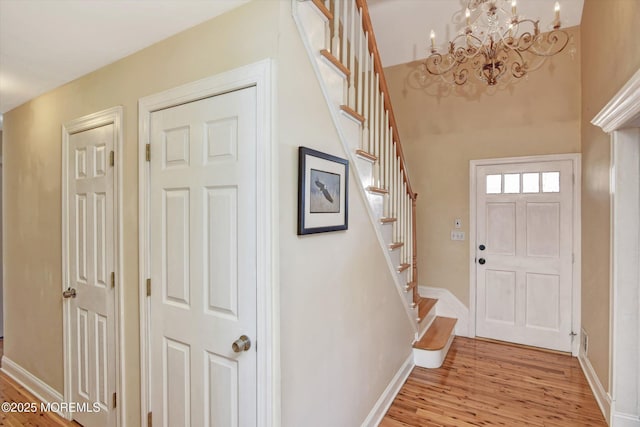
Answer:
148 86 258 427
475 160 574 352
67 124 117 427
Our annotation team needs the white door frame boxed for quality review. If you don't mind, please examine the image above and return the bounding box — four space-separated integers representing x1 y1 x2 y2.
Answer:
592 67 640 426
469 153 582 356
62 106 124 424
138 59 278 427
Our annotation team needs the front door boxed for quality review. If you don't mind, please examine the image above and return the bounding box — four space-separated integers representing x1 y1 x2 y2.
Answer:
148 86 258 426
66 123 117 427
475 159 574 352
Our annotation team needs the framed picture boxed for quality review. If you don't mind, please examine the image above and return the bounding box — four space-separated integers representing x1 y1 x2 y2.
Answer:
298 147 349 235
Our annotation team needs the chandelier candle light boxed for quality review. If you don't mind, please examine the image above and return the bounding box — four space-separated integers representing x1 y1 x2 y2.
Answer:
425 0 569 86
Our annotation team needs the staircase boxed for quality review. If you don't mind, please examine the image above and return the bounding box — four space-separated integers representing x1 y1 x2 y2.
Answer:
293 0 457 368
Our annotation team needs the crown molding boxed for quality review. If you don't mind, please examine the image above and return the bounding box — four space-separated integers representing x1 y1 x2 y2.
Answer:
592 68 640 133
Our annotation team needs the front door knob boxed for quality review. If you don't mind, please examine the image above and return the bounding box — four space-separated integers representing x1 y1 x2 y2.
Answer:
479 244 486 251
63 287 77 298
478 258 486 265
232 335 251 353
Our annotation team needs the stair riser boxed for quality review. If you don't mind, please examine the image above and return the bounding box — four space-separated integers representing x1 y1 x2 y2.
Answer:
379 222 393 243
419 311 437 336
339 113 362 153
354 157 374 190
413 333 455 369
366 192 385 218
297 1 329 53
388 248 400 271
317 56 347 107
404 289 414 307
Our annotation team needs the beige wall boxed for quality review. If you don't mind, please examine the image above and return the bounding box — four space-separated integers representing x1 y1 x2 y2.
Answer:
580 0 640 391
2 1 414 425
384 26 581 305
275 3 413 426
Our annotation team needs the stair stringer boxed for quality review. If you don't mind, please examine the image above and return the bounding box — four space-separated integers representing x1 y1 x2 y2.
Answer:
292 0 419 336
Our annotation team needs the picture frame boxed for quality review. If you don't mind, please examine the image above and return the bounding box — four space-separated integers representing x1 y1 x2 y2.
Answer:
297 146 349 235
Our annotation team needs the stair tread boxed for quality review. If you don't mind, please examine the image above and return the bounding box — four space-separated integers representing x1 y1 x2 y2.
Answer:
380 217 397 224
389 242 404 250
367 186 388 195
310 0 333 21
417 297 437 322
340 105 365 124
405 281 417 292
397 263 410 273
413 317 457 351
319 49 350 77
356 149 377 162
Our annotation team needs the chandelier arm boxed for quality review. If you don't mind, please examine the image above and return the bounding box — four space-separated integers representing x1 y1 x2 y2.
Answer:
425 53 465 76
526 30 570 57
509 48 528 79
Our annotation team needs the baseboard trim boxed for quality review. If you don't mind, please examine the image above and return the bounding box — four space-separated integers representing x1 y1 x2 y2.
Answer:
1 356 65 418
361 353 414 427
611 412 640 427
419 286 470 337
578 350 611 423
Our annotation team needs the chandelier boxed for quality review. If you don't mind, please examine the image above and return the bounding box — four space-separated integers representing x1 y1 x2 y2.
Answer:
425 0 570 86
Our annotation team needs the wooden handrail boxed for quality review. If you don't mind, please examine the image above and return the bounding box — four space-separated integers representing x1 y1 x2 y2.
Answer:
355 0 415 200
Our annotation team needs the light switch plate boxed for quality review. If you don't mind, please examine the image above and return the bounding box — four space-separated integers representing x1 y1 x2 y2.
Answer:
451 230 465 241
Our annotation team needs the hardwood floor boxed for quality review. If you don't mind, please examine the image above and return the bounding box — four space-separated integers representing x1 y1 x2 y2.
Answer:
382 337 607 427
0 338 81 426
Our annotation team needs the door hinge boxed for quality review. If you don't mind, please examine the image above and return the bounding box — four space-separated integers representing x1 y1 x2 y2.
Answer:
572 253 575 264
112 392 117 408
146 144 151 162
146 278 151 297
111 272 115 288
148 411 152 427
110 150 115 167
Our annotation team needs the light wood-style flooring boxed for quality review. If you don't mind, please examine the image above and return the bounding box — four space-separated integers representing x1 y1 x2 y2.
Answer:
0 338 80 426
382 337 607 426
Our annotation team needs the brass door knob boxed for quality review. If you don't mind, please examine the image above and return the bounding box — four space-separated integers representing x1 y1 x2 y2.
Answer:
232 335 251 353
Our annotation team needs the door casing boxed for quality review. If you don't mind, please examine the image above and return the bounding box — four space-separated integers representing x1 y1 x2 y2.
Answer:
62 106 124 424
469 153 582 356
138 59 278 427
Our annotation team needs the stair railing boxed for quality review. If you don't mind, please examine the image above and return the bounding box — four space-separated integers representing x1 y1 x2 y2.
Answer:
314 0 419 306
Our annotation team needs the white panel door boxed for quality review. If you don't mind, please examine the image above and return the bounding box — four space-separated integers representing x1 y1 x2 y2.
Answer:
67 124 116 427
476 160 574 352
149 86 257 427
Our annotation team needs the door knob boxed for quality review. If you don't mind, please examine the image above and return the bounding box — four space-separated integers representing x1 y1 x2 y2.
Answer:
479 244 486 251
478 258 486 265
232 335 251 353
63 287 77 298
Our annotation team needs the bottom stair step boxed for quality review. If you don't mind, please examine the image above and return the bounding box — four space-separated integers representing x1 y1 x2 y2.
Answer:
413 316 457 369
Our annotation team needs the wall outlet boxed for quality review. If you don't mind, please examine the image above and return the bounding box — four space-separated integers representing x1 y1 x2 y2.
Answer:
451 230 465 241
455 218 462 229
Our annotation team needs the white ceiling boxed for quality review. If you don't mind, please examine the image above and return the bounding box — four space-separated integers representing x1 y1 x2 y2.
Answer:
0 0 250 115
368 0 584 68
0 0 584 122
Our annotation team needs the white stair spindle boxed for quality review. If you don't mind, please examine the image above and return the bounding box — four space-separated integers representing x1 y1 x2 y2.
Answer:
373 74 380 165
357 9 364 116
362 35 370 151
368 52 375 153
341 0 348 66
332 0 341 57
348 0 356 109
